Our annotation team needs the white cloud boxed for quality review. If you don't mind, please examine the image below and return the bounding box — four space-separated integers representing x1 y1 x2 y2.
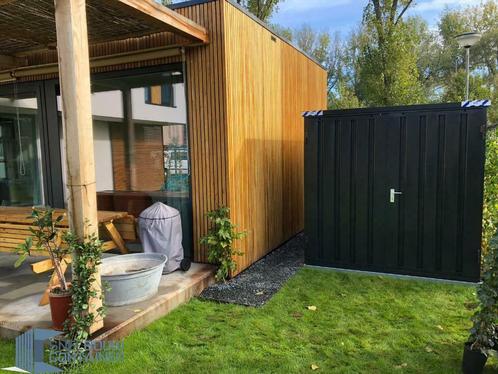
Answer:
412 0 483 12
279 0 352 12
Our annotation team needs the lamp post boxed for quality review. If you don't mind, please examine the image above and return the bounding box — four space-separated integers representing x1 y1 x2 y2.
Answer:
455 32 482 101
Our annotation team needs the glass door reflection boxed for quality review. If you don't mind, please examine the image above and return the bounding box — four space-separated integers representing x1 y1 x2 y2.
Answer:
0 90 43 206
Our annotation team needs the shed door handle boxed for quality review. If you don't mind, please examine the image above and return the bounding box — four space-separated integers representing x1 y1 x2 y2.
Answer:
390 188 403 203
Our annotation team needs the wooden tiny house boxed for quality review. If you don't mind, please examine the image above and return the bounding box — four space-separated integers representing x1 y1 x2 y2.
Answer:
0 0 326 275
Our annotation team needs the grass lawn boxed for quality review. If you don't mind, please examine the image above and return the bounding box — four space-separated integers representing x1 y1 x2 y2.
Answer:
1 268 496 373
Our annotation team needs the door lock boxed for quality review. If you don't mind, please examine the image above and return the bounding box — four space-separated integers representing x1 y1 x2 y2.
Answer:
390 188 403 203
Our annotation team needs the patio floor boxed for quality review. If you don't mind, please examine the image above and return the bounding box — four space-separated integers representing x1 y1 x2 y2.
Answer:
0 253 214 340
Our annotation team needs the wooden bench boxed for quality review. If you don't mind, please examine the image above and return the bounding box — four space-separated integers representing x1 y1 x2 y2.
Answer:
0 207 137 305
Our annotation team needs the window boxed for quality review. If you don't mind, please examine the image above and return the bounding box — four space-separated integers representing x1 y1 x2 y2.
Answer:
144 84 175 107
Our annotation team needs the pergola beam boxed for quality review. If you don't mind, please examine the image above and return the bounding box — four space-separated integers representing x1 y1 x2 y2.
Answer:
54 0 102 334
0 46 183 82
118 0 209 44
0 54 26 68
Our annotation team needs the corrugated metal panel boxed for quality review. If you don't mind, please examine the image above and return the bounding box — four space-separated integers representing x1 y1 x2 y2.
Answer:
305 103 487 281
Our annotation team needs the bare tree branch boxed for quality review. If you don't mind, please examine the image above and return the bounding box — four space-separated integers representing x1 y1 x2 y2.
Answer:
395 0 413 25
372 0 385 43
390 0 398 25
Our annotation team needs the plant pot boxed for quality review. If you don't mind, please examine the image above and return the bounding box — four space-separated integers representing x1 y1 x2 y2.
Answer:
48 288 72 331
462 343 488 374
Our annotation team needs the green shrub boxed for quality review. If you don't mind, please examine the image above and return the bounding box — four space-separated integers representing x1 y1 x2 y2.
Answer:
482 127 498 257
200 207 246 282
468 236 498 353
467 126 498 353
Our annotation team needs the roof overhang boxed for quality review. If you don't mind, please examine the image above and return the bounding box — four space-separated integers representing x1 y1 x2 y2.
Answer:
0 0 208 69
117 0 209 44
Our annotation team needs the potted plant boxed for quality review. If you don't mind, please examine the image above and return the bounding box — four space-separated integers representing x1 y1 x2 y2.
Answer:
200 206 246 282
463 236 498 374
15 208 72 330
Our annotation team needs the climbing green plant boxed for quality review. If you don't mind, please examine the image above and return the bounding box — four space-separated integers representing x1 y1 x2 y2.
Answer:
468 236 498 353
63 229 106 340
14 208 71 293
482 127 498 258
200 207 246 282
54 228 107 369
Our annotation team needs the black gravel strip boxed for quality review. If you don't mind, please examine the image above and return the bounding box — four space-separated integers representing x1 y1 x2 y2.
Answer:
199 232 305 307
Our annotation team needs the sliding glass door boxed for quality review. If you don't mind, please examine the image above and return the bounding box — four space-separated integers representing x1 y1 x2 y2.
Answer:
0 85 44 206
57 65 193 257
0 64 193 257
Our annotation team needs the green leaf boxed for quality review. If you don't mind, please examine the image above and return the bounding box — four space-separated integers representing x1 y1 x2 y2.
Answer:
14 253 27 268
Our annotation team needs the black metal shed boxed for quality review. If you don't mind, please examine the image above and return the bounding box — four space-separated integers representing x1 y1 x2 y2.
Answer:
304 103 488 282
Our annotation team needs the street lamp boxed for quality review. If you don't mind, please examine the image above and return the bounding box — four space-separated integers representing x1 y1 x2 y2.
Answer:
455 32 482 101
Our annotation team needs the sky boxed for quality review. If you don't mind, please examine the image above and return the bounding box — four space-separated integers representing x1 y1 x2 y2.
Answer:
270 0 485 36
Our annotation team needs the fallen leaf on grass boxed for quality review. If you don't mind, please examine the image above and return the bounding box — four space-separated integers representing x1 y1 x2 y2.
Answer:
464 301 478 310
395 363 408 369
310 364 319 370
307 305 317 311
436 325 444 331
291 311 303 319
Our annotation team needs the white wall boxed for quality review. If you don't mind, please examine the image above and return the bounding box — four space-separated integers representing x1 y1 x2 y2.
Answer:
93 121 114 191
131 84 186 124
0 97 38 109
57 91 123 119
91 91 123 119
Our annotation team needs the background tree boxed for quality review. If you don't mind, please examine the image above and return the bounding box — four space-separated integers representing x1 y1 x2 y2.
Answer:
356 0 424 105
433 1 497 122
236 0 283 22
274 0 496 114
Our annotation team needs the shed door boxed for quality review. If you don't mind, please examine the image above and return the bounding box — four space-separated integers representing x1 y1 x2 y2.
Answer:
305 107 486 282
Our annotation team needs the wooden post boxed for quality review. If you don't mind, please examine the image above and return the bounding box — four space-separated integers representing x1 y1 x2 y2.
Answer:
54 0 103 333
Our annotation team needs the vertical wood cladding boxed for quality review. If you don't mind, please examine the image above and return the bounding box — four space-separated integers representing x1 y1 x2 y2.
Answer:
223 1 327 274
175 0 229 263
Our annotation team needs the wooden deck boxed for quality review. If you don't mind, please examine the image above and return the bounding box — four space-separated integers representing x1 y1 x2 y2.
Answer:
0 253 215 340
